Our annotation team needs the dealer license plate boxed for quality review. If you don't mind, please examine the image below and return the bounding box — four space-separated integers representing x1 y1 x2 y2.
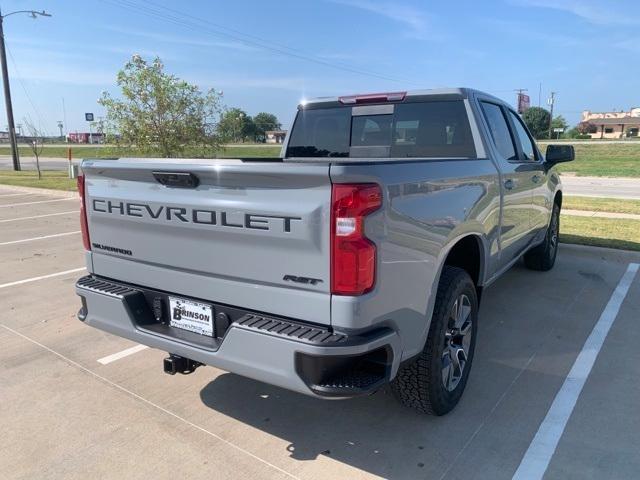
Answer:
168 296 214 336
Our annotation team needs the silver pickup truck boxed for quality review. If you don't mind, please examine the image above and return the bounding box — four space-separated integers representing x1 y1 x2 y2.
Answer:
75 88 574 415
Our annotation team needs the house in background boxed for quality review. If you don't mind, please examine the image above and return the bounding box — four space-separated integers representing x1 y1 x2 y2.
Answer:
582 108 640 139
265 130 287 144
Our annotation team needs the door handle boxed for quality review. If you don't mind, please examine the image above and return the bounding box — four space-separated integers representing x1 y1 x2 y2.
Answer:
504 179 515 190
532 174 541 183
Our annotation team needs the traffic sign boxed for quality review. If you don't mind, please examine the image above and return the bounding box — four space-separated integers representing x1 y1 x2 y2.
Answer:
85 113 94 122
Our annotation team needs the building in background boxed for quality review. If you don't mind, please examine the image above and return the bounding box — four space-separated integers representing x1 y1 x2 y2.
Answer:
265 130 287 144
582 108 640 139
67 132 105 144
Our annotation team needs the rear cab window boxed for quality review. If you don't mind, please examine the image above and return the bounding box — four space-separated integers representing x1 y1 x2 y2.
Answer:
286 100 476 159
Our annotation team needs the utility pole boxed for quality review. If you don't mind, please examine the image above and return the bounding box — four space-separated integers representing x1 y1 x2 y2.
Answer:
61 97 67 139
0 9 19 170
538 82 542 107
547 91 556 140
0 8 51 171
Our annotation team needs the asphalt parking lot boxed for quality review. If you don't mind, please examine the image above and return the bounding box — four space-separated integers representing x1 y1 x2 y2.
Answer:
1 185 639 480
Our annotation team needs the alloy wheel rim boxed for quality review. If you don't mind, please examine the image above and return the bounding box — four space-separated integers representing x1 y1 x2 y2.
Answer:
442 293 473 392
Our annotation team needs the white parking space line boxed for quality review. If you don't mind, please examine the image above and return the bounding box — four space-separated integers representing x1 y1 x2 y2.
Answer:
513 262 640 480
0 198 77 208
0 323 300 480
98 345 149 365
0 267 85 289
0 231 80 246
0 211 77 223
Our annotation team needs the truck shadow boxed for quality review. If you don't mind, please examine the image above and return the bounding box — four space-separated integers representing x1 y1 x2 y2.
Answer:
199 375 450 478
197 255 615 479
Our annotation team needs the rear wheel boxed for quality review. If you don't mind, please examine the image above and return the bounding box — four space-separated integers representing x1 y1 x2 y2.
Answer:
391 266 478 415
524 202 560 271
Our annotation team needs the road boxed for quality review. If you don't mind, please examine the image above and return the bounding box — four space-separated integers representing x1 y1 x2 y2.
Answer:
1 184 640 479
560 176 640 200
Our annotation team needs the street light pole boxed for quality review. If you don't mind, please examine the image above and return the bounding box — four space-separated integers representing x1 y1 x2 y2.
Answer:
0 10 19 170
0 8 51 171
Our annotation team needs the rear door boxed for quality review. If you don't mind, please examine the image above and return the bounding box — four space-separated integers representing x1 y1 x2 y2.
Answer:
505 109 550 235
479 101 534 267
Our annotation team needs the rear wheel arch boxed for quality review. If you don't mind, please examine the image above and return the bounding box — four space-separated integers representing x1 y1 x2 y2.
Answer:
441 234 485 289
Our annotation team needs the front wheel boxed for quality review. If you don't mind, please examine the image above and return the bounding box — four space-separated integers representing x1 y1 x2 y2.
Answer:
524 202 560 271
391 266 478 415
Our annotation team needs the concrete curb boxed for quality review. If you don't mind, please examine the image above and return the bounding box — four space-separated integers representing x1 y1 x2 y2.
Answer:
0 184 77 198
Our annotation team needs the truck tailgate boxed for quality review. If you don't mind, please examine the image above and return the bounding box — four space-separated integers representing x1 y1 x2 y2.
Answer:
82 158 332 324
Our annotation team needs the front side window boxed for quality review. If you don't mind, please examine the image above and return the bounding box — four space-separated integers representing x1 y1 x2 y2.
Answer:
508 111 537 161
480 102 516 160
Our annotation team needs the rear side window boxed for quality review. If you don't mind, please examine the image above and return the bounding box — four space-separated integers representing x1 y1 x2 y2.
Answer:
286 100 476 159
480 102 516 160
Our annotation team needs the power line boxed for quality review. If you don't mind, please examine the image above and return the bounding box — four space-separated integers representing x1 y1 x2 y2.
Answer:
5 45 49 135
99 0 421 87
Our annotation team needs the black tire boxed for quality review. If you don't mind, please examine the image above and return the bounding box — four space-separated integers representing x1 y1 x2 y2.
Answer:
391 266 478 415
524 202 560 271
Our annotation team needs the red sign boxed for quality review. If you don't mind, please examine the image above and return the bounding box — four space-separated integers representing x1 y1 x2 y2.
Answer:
517 93 531 114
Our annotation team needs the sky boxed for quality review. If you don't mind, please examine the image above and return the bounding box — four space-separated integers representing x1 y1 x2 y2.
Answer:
2 0 639 136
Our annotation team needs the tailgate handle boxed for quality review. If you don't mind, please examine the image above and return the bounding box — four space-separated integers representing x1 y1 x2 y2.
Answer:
152 171 199 188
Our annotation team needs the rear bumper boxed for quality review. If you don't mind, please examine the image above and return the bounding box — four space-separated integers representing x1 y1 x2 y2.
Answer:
76 275 401 398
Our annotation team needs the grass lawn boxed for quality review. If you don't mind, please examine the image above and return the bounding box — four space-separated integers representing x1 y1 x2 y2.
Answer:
544 143 640 178
563 196 640 215
0 170 77 191
0 144 282 159
560 215 640 252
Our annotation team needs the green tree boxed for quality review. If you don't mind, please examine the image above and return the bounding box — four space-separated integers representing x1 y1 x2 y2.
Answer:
522 107 551 139
99 55 224 157
551 115 568 131
577 121 597 135
218 108 255 142
253 112 281 142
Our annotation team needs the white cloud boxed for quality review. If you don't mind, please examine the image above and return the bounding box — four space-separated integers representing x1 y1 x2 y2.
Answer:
328 0 441 40
509 0 640 26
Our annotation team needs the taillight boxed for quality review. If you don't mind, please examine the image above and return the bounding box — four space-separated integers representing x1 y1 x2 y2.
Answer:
77 174 91 251
331 183 382 295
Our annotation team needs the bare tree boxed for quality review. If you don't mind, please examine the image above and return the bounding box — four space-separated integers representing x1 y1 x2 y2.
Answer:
23 119 44 180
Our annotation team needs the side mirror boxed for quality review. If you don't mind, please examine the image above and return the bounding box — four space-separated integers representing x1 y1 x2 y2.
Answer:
545 145 575 166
